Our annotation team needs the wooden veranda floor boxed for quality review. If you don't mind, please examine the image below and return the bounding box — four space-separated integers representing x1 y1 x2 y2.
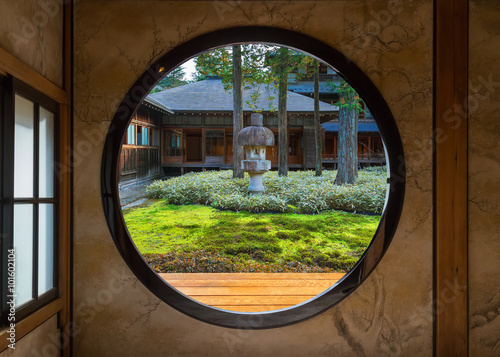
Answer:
159 273 345 312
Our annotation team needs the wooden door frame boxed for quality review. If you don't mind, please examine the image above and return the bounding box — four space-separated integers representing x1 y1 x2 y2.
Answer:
434 0 468 355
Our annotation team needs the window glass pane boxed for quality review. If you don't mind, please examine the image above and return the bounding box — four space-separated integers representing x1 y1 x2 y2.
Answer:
14 94 34 198
14 204 33 306
127 125 135 144
39 107 55 198
38 204 54 295
153 129 159 146
142 127 148 145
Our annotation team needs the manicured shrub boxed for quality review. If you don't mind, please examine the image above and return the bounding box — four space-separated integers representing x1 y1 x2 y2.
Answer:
144 250 353 273
146 167 387 214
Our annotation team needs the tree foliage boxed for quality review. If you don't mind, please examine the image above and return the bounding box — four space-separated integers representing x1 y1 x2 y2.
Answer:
195 45 274 111
150 67 188 93
329 79 364 113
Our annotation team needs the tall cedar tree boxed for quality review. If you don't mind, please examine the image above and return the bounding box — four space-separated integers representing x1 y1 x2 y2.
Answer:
232 45 244 178
196 46 318 176
333 79 364 185
313 59 322 176
264 48 316 176
276 48 289 176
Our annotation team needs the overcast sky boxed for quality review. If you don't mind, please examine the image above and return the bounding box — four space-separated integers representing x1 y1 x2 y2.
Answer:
181 58 197 81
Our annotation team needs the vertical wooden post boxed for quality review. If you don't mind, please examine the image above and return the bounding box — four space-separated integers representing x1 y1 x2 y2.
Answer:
59 1 72 356
368 136 371 161
434 0 468 355
201 128 206 167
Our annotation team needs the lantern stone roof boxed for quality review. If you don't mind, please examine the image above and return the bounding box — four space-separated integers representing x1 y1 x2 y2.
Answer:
238 114 275 146
148 77 338 114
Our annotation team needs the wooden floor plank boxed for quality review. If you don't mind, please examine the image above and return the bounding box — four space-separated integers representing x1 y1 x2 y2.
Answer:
174 286 332 296
215 305 292 312
194 295 317 306
159 272 344 312
167 279 340 287
161 273 345 280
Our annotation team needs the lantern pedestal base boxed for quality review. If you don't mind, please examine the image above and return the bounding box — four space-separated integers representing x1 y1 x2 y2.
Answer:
247 171 266 195
241 159 271 195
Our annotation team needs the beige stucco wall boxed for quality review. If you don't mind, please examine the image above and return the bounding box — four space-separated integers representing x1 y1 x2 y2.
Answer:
0 1 63 87
469 1 500 356
0 316 59 357
73 1 434 355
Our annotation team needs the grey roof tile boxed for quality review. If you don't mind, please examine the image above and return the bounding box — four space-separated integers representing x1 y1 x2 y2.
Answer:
322 121 380 132
148 78 338 113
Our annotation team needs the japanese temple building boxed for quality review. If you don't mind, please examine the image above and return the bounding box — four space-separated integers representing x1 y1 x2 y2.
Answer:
120 77 384 183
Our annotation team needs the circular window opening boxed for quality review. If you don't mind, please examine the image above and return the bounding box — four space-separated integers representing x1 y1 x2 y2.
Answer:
121 45 386 311
102 27 405 329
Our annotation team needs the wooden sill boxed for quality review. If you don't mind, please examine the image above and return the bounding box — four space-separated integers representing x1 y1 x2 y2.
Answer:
0 47 68 104
0 298 64 352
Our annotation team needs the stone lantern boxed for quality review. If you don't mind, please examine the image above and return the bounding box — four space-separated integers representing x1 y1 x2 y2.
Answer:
237 113 275 195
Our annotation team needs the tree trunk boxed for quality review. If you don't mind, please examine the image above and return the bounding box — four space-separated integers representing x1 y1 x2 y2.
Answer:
232 45 244 178
278 48 289 177
314 60 322 176
335 89 358 184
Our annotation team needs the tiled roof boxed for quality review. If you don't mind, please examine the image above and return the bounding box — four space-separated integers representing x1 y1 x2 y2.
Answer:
143 96 174 114
148 78 338 113
287 81 338 95
322 121 380 132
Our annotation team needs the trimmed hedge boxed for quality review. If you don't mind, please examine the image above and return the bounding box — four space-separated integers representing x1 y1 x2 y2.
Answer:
146 167 387 214
144 251 352 273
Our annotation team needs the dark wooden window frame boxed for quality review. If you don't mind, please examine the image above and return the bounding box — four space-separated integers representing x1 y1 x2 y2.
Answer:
101 27 406 329
0 77 59 325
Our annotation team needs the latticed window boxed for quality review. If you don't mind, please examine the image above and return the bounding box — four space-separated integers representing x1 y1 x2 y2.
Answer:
205 129 224 156
163 129 183 157
0 77 59 324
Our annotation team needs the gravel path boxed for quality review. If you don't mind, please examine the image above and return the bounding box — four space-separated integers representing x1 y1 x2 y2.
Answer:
119 180 156 207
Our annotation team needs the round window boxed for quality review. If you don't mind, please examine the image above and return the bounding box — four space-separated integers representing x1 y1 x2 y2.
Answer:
101 27 405 329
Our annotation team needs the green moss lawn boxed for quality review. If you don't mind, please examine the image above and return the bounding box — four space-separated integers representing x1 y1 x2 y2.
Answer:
123 202 380 273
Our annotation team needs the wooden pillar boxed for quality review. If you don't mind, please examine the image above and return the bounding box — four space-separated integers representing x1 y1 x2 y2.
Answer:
434 0 468 355
368 136 371 161
201 128 206 165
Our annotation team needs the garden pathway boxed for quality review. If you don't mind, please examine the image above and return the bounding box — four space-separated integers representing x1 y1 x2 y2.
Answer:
159 272 345 312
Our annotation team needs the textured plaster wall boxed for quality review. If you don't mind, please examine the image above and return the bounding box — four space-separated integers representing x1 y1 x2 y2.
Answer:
0 0 63 87
469 1 500 356
0 2 63 356
73 1 433 356
0 316 59 357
